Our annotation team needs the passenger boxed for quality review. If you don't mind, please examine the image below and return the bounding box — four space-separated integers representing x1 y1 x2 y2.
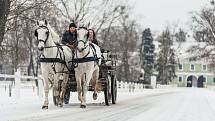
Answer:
87 29 99 46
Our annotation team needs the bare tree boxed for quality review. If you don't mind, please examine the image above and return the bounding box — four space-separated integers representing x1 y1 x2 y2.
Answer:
1 0 62 74
51 0 123 33
0 0 11 46
191 2 215 62
192 4 215 48
99 6 139 81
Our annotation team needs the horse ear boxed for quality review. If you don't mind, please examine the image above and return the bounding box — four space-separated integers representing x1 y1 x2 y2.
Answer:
34 30 38 37
45 20 48 25
87 22 90 28
76 22 79 28
36 21 39 26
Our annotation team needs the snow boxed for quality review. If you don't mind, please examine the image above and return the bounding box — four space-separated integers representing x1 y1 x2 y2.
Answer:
129 88 215 121
1 84 215 121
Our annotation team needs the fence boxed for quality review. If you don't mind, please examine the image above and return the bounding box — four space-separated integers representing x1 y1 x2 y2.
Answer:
117 81 157 92
0 69 43 98
0 70 162 98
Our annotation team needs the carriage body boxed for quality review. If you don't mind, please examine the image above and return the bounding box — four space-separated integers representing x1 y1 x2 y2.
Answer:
64 50 117 105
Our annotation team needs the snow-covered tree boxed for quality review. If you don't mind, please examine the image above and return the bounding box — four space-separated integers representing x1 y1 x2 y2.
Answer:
99 6 139 82
167 49 177 83
157 28 174 84
191 1 215 58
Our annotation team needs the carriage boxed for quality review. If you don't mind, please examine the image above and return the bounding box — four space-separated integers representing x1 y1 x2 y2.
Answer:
52 49 118 106
35 20 117 108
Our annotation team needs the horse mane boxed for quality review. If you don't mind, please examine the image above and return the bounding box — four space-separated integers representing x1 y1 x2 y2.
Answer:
37 21 60 43
47 24 60 44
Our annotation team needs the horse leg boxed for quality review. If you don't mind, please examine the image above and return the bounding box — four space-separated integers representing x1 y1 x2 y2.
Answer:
59 73 69 107
76 74 83 102
53 74 60 106
80 80 87 108
92 69 99 100
80 72 92 108
42 76 49 109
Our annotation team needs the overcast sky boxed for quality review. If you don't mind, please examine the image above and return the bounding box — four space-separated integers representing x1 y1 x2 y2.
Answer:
131 0 210 32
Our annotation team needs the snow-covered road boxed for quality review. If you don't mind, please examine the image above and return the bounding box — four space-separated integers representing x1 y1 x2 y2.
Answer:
1 87 215 121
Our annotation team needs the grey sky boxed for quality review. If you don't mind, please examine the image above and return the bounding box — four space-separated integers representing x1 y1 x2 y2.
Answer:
131 0 210 32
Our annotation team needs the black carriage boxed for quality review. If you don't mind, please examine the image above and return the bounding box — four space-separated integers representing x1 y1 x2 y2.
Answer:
62 50 117 106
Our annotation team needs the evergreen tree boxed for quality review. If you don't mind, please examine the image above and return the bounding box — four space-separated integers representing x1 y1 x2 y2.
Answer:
157 28 174 84
167 49 177 83
141 28 155 84
175 28 186 42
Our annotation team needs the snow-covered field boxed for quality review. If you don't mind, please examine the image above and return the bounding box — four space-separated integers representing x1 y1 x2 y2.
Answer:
1 84 215 121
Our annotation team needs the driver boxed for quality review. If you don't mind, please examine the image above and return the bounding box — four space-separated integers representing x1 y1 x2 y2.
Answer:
61 22 77 48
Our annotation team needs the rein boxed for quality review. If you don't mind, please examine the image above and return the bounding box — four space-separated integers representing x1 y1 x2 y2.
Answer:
39 58 66 64
43 44 68 49
71 57 99 63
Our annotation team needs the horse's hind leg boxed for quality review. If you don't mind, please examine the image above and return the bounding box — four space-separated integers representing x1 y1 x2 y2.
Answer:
59 73 69 107
92 69 99 100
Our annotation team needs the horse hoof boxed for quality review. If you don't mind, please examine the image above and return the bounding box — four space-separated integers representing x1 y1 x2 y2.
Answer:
42 106 48 109
93 93 97 100
58 103 63 107
80 105 86 108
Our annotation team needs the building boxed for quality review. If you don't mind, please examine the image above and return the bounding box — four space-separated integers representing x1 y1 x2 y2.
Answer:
173 39 215 87
175 56 215 87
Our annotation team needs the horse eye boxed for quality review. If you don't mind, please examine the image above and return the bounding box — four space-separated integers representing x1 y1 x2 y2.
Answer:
46 31 49 35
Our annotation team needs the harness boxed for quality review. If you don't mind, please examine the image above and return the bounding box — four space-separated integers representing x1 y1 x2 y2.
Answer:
35 26 50 44
35 26 70 74
39 44 69 74
71 44 100 68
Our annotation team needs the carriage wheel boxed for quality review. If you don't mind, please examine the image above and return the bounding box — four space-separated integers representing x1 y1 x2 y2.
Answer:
64 88 70 104
111 75 117 104
104 76 111 106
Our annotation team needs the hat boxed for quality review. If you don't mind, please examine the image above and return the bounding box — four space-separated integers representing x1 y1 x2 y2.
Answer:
69 23 77 28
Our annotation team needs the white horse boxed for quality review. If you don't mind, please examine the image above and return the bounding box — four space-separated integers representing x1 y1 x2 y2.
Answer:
35 20 73 109
74 27 101 108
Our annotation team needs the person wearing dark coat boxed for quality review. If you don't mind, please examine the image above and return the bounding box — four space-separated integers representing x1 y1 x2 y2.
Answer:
62 22 77 48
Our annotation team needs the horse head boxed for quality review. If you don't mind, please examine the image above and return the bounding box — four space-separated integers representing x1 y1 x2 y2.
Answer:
76 26 89 52
35 20 50 51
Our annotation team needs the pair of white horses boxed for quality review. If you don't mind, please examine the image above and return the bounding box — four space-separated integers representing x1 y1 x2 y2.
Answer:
35 20 101 109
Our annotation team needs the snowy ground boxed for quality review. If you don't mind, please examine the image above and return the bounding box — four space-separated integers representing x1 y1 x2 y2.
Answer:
1 85 215 121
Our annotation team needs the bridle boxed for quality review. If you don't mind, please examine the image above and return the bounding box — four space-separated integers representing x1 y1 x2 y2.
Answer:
77 27 89 52
35 26 50 44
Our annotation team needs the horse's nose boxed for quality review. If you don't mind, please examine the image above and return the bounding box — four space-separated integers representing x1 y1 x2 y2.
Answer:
38 47 44 51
